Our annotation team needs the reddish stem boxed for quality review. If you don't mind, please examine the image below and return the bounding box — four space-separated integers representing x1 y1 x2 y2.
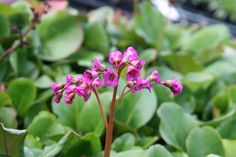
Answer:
93 89 108 129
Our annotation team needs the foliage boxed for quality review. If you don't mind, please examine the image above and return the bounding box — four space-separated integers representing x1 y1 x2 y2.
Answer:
0 1 236 157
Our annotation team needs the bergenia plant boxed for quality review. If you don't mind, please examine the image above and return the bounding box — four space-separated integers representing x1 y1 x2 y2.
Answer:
51 47 183 157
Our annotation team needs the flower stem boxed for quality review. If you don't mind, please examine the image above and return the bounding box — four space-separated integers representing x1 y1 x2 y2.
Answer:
93 89 108 129
104 86 118 157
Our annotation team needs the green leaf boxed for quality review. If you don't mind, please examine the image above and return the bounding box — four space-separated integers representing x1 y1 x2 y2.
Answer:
227 85 236 107
37 11 83 61
0 92 12 106
53 92 112 135
112 144 173 157
76 92 112 135
84 22 109 54
172 152 189 157
63 132 102 156
35 75 53 89
0 15 10 37
161 54 202 74
157 102 199 150
7 78 37 117
153 84 174 105
27 111 67 140
135 1 165 46
115 89 157 128
217 118 236 140
223 139 236 157
140 49 157 65
136 136 159 149
112 133 136 152
186 127 225 157
0 123 27 157
0 107 17 128
182 72 214 92
184 25 230 54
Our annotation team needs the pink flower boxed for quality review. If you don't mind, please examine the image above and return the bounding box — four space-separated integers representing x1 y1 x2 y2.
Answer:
65 85 75 95
131 60 145 69
83 87 92 101
83 70 98 83
130 77 151 93
74 85 85 96
74 76 84 86
104 68 118 87
150 71 161 83
130 77 143 93
109 51 123 67
92 58 106 71
165 79 183 96
51 82 64 94
92 77 103 89
64 93 75 104
66 75 74 84
53 96 61 103
122 47 139 63
126 67 140 81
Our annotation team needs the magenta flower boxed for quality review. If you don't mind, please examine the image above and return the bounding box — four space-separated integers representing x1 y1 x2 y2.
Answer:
66 75 74 84
92 58 106 71
64 93 75 104
74 85 85 96
126 67 140 81
92 77 103 89
74 76 84 86
130 77 143 93
83 70 98 83
83 87 92 101
123 47 139 62
65 85 75 95
53 96 61 103
131 60 145 69
150 71 161 83
51 82 64 94
165 79 183 96
104 68 118 87
109 51 123 67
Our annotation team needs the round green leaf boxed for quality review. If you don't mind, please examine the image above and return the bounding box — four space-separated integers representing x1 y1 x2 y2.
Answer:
223 139 236 157
112 144 173 157
27 111 67 140
115 89 157 128
217 118 236 140
0 123 27 157
135 1 165 46
157 102 199 150
7 78 36 117
112 133 136 152
37 11 84 61
186 127 225 157
182 72 214 92
0 92 12 106
184 25 230 54
84 22 109 54
0 107 17 128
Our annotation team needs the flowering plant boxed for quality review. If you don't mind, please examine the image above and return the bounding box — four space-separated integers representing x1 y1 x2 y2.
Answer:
51 47 182 157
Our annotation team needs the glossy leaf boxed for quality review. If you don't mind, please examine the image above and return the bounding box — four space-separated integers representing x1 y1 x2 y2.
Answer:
135 1 164 46
112 133 136 152
157 102 199 150
115 89 157 128
186 127 225 157
37 11 83 61
0 123 27 157
7 78 37 117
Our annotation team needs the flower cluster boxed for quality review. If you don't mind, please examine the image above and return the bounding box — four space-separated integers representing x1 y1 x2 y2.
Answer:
51 47 183 104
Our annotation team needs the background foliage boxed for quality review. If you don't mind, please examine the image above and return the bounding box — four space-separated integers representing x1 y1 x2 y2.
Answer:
0 1 236 157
